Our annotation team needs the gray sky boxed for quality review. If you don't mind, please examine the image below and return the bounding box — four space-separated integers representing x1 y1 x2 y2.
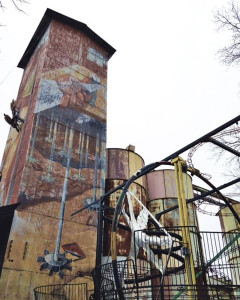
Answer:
0 0 239 230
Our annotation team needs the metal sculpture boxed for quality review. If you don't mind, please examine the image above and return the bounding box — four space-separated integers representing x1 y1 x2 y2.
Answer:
122 190 172 273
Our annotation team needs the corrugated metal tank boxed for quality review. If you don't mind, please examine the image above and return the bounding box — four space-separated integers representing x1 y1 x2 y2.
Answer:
218 204 240 296
103 147 151 298
146 169 201 299
147 169 199 228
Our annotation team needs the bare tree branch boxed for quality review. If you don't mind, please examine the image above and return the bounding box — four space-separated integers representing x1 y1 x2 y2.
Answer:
0 0 28 13
214 0 240 65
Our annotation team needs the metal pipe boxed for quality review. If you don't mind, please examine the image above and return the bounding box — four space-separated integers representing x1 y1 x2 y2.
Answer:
193 184 238 204
208 137 240 157
94 196 103 298
156 177 240 219
54 127 73 261
96 197 104 268
194 172 240 224
162 115 240 163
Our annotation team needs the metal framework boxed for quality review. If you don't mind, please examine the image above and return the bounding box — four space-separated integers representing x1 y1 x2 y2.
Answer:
91 228 240 300
107 115 240 299
34 115 240 299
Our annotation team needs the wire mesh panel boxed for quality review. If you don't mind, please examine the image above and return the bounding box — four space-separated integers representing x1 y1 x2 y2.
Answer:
34 283 88 300
92 259 139 299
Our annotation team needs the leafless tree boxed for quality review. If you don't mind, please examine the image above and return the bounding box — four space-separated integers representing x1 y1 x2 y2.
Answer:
213 2 240 190
0 0 28 13
214 0 240 65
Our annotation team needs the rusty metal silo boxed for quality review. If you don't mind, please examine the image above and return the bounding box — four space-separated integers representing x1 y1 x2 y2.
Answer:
218 204 240 298
103 146 147 260
147 169 199 228
102 146 152 298
146 168 202 299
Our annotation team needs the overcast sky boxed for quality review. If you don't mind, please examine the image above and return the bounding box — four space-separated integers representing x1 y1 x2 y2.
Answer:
0 0 239 230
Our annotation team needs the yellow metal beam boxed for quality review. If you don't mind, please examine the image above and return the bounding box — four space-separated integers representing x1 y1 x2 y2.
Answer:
172 157 197 298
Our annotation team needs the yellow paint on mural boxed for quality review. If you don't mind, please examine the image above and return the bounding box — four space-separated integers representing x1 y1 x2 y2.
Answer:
22 73 35 97
41 64 107 120
0 106 28 197
0 209 96 299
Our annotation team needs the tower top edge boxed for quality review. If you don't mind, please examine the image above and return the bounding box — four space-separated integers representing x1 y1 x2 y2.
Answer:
17 8 116 69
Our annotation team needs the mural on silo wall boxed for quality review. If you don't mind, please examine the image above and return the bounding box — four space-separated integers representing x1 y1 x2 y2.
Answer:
19 63 107 219
0 15 112 299
0 28 49 207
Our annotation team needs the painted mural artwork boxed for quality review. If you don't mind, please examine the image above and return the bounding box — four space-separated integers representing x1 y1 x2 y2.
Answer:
21 65 107 211
0 24 48 208
18 63 107 276
0 69 37 207
0 13 112 299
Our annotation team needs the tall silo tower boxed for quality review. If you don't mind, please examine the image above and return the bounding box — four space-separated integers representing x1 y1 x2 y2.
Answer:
0 9 115 299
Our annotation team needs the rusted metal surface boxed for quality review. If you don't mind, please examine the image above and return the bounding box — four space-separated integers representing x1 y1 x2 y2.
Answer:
0 11 114 300
106 148 146 187
103 179 147 257
147 170 166 200
146 169 198 228
106 149 129 180
103 148 147 258
147 169 194 201
218 204 240 291
218 204 240 232
146 169 204 298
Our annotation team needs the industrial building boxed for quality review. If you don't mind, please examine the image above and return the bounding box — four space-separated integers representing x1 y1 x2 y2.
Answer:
0 9 239 300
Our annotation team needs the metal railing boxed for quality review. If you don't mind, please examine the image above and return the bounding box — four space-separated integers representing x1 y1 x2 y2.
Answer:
34 283 89 300
33 229 240 299
91 228 240 299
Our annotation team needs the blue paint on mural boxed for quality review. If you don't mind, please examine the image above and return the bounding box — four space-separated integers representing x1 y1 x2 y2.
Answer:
35 78 105 113
35 80 63 113
39 107 106 141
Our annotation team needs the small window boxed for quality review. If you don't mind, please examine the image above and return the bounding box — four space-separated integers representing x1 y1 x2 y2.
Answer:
87 48 107 67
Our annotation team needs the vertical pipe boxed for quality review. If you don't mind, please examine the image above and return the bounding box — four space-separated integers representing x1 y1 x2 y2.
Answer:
54 127 73 261
47 121 58 182
95 196 103 297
